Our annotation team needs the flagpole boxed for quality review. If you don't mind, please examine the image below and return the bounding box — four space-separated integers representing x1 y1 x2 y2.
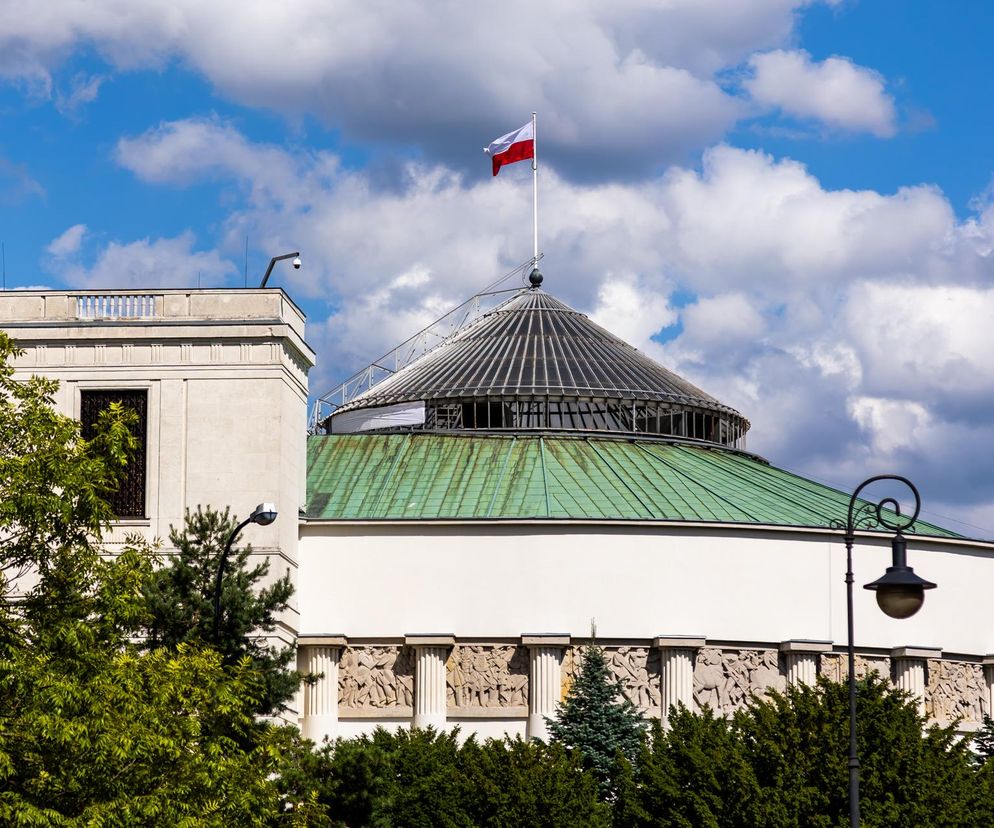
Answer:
531 111 539 270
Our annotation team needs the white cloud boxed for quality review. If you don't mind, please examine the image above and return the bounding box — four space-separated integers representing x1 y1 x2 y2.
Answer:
680 293 765 349
54 72 105 115
110 117 994 531
44 228 235 289
745 49 897 136
588 278 677 348
849 396 932 455
0 0 858 176
47 223 87 257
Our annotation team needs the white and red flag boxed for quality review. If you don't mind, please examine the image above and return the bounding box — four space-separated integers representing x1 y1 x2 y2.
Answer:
484 121 535 176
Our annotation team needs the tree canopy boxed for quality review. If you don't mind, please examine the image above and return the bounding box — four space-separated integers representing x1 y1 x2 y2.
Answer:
142 504 299 716
0 331 324 825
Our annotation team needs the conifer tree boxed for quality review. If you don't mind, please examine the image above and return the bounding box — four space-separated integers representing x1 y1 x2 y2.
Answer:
142 505 299 715
547 644 646 797
974 715 994 763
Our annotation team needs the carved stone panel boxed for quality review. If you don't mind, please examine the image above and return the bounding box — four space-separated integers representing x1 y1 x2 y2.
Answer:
693 648 786 714
338 645 414 709
926 660 986 722
820 653 890 683
446 645 529 709
606 646 661 713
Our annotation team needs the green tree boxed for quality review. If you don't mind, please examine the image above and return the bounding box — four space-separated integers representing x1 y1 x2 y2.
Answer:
547 644 646 798
737 676 986 827
615 710 761 828
142 505 299 715
974 715 994 763
459 736 610 827
0 332 325 825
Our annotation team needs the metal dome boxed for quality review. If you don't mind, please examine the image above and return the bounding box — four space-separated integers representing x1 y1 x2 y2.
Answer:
327 287 750 446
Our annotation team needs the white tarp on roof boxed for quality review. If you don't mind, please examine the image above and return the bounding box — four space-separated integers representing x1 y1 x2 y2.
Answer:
330 400 426 433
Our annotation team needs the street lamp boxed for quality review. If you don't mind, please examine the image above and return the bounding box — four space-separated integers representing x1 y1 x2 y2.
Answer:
837 475 936 827
212 502 278 642
259 252 301 288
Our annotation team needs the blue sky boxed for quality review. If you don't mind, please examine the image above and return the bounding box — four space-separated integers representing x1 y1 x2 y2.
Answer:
2 0 994 535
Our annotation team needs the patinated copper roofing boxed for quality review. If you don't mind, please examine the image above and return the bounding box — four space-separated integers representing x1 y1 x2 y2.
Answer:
333 288 746 424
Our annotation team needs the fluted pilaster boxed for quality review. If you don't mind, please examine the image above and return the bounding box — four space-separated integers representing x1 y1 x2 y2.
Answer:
892 646 940 716
655 636 705 729
407 635 454 730
780 640 832 687
523 634 569 741
983 655 994 718
298 635 346 743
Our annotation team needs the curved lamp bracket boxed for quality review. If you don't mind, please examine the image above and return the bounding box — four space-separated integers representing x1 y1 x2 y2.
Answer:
829 474 922 538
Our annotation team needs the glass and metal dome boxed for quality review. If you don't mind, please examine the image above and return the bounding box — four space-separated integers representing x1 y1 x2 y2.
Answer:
324 279 749 447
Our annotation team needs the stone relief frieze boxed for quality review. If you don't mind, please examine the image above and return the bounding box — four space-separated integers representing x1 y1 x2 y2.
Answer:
606 646 661 713
446 645 528 708
339 645 414 709
819 653 890 684
926 660 986 722
693 648 786 714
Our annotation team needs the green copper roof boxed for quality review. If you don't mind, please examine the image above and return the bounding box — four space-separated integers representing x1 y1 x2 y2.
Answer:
305 433 958 537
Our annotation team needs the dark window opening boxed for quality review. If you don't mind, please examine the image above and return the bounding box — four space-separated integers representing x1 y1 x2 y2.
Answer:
80 389 147 519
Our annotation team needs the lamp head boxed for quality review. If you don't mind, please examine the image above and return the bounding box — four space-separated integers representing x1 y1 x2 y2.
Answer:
863 533 935 619
249 502 278 526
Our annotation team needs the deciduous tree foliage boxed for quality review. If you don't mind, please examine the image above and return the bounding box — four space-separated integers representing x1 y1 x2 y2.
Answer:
142 505 299 716
295 727 609 827
615 676 994 828
0 333 326 826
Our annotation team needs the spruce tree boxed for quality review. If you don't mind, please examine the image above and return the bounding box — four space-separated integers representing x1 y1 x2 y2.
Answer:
142 505 299 716
547 644 646 797
974 715 994 763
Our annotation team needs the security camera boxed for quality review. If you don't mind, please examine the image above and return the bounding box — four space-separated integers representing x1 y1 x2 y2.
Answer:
292 256 302 270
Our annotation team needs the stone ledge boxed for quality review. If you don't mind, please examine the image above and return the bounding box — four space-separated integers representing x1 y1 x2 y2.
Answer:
654 635 707 649
447 706 529 718
297 635 348 647
892 646 942 659
340 707 413 720
405 633 455 646
780 639 833 654
521 634 571 646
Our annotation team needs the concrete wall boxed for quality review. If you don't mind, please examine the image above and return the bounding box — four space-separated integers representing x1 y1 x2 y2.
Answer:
297 522 992 654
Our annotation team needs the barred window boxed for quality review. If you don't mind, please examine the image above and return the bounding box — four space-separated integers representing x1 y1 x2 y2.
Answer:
80 389 147 519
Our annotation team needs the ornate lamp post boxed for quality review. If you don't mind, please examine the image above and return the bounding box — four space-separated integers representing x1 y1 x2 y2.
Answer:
837 475 936 827
212 502 278 642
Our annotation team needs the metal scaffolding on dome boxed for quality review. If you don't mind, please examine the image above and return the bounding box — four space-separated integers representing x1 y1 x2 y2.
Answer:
309 260 750 449
308 258 540 433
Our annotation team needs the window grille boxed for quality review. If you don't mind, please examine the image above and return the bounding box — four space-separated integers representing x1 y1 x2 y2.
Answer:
80 389 148 518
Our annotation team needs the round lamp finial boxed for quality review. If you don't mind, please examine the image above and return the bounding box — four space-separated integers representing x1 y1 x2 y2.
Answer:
528 267 543 287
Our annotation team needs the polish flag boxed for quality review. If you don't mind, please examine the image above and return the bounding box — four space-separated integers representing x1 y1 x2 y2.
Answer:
484 121 534 176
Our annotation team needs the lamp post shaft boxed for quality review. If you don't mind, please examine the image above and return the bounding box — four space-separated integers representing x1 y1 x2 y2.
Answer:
845 534 860 828
212 516 252 642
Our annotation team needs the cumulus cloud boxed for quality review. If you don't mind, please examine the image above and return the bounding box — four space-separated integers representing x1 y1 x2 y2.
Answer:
44 225 235 289
47 223 87 257
0 0 861 177
745 49 897 136
108 116 994 533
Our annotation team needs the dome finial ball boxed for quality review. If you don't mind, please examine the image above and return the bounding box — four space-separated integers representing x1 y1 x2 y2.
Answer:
528 268 543 287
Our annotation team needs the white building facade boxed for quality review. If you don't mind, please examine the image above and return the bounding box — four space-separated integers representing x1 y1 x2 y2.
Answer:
4 286 993 744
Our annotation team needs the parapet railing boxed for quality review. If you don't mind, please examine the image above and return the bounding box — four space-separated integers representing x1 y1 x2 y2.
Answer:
74 293 159 320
